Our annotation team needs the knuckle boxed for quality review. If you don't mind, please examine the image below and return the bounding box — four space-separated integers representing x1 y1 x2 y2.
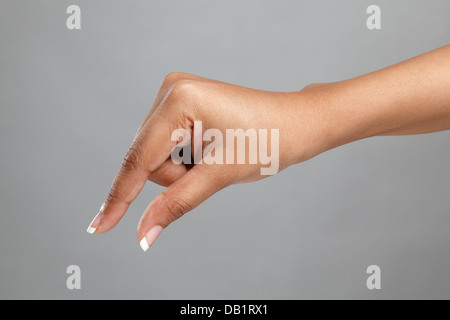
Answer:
105 188 122 204
105 179 130 205
162 193 193 223
169 79 194 97
105 189 117 203
122 140 144 171
164 79 201 114
162 72 189 87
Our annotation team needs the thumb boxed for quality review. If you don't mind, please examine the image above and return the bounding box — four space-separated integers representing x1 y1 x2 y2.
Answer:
137 166 226 251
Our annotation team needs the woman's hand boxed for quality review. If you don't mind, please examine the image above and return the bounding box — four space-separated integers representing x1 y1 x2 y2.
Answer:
86 72 332 250
87 44 450 251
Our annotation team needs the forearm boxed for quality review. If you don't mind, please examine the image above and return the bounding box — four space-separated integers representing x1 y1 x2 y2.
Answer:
311 44 450 151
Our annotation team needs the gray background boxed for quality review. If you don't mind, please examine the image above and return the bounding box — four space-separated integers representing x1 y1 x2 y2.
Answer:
1 0 449 299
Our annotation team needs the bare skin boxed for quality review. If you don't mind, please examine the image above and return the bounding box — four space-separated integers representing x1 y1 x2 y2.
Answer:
87 44 450 251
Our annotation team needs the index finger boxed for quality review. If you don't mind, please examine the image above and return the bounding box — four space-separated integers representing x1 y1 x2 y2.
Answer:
87 110 179 234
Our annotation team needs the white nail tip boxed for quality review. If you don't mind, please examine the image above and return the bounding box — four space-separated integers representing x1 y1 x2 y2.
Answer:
86 226 96 234
140 238 149 252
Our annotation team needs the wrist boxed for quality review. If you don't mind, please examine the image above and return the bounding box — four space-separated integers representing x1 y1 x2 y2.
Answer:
288 82 369 165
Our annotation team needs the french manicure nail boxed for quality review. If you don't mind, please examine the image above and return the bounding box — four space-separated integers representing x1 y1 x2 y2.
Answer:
87 205 105 234
140 225 163 252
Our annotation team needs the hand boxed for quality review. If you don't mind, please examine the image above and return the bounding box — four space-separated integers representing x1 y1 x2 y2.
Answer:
87 44 450 251
86 72 331 250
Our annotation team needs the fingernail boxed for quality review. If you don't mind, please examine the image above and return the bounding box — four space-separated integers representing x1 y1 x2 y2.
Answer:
139 225 163 252
87 205 105 234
